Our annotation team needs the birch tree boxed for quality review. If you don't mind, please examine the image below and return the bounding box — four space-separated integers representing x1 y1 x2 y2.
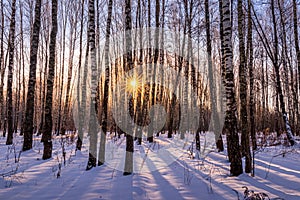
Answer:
41 0 58 160
205 0 224 152
6 0 17 145
123 0 134 176
76 0 86 151
23 0 42 151
220 0 243 176
98 0 113 166
86 0 99 170
238 0 251 173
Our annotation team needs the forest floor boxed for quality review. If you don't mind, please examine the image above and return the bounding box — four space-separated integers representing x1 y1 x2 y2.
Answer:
0 132 299 200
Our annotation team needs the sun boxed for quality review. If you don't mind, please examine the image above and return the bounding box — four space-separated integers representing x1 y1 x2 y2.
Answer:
130 79 137 88
126 74 142 93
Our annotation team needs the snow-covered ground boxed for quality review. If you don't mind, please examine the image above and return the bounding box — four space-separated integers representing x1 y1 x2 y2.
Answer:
0 133 299 200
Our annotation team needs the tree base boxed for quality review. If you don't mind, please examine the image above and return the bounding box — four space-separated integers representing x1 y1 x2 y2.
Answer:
98 161 104 166
123 172 132 176
76 138 82 151
86 154 96 171
42 141 52 160
147 136 153 143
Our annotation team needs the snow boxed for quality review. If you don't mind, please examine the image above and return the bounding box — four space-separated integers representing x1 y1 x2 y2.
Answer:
0 133 300 200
